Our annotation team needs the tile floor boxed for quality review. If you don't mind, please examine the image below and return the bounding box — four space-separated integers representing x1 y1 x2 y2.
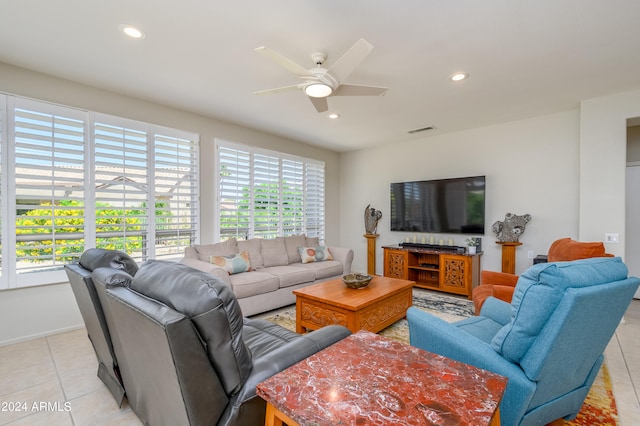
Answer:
1 300 638 425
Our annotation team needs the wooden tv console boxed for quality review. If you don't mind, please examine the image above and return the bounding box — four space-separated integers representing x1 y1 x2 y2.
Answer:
383 245 482 298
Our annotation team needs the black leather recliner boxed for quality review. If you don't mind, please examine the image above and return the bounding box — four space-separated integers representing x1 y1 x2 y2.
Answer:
86 255 351 425
64 248 139 406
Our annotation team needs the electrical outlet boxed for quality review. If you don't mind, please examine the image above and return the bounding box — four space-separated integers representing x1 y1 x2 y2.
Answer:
527 251 534 259
605 233 619 243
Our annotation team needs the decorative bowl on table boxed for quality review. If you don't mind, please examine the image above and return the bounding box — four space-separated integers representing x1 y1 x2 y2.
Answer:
342 273 373 289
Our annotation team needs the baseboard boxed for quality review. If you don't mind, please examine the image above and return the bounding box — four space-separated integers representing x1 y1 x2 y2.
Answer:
0 324 85 347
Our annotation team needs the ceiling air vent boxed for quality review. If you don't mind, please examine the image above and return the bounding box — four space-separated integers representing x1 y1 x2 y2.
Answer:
408 126 436 134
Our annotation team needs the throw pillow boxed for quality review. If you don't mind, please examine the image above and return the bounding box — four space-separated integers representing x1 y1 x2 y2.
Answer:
298 246 334 264
210 251 251 275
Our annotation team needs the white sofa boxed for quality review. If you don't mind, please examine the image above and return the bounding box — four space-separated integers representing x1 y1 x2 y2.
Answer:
180 235 354 316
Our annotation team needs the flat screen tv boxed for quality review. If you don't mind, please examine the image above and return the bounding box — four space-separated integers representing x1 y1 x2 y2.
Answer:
390 175 485 234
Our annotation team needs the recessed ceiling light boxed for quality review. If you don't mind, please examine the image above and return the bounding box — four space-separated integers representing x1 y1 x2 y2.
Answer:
450 72 468 82
328 113 340 119
119 24 146 39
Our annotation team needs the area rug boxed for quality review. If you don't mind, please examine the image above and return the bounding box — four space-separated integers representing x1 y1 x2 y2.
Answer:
261 288 618 425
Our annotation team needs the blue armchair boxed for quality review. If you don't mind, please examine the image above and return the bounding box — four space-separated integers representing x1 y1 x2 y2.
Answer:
408 257 639 426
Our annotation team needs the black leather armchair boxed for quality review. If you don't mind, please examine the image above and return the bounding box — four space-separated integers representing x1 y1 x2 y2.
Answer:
87 256 351 425
64 248 138 405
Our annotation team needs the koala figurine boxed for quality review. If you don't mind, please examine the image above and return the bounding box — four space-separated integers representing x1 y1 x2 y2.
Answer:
492 212 532 242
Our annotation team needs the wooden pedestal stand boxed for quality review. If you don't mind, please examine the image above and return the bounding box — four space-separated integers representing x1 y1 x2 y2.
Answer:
364 234 379 275
497 241 522 274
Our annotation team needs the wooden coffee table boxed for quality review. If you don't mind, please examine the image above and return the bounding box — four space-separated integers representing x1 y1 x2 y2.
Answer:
292 275 414 334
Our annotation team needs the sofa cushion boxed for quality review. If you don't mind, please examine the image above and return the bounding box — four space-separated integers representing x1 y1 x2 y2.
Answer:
242 318 300 358
179 257 230 281
291 260 343 280
306 236 320 246
192 239 238 262
210 251 251 275
129 260 251 395
261 237 289 267
298 246 334 264
491 257 628 363
237 238 264 269
284 234 307 264
262 265 316 288
229 271 280 299
455 316 505 345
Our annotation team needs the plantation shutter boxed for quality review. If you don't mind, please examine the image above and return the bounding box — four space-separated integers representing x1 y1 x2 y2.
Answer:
13 99 86 277
93 120 149 262
0 95 200 290
253 152 280 239
218 144 251 240
215 139 325 242
305 161 325 241
282 158 304 235
153 131 199 259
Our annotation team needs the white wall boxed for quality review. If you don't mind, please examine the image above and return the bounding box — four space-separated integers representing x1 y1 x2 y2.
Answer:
626 165 640 298
0 284 81 344
0 62 341 345
339 110 581 275
580 89 640 256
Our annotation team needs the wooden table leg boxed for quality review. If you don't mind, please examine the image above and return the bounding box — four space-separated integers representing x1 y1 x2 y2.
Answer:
265 402 299 426
295 299 304 333
489 407 501 426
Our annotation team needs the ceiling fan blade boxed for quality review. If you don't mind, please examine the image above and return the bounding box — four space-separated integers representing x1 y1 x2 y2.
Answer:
253 84 303 96
333 84 387 96
327 39 374 82
309 96 328 113
255 46 312 77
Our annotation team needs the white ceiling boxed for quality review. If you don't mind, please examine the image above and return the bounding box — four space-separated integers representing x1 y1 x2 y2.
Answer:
2 0 640 152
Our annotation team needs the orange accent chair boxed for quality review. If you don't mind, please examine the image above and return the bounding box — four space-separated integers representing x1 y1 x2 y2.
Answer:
472 238 613 314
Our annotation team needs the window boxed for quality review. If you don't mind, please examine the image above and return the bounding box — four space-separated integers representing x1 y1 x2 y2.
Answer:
216 139 325 242
93 120 149 262
0 95 199 289
152 131 199 259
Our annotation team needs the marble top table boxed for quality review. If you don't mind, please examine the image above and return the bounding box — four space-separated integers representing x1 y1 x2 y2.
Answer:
257 330 507 426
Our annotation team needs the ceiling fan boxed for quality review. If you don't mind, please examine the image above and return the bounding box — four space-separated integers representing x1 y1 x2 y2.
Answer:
253 38 387 113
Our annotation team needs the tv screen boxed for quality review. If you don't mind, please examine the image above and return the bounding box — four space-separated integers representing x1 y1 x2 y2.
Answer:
390 176 485 234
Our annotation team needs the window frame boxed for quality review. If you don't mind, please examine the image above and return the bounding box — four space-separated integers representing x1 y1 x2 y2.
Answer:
215 139 325 242
0 94 200 290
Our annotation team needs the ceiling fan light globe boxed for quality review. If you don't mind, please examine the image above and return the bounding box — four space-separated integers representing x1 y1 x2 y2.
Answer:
305 83 333 98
